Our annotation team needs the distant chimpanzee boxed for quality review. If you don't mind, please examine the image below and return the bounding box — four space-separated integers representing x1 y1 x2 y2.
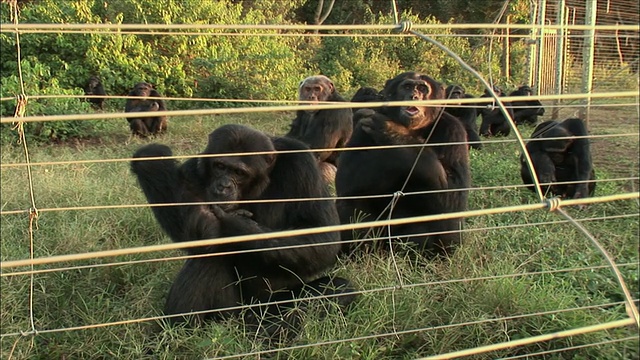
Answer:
520 118 596 199
131 124 355 339
286 75 353 183
478 85 515 137
83 76 106 110
124 82 168 137
445 85 482 150
335 72 470 257
509 85 545 125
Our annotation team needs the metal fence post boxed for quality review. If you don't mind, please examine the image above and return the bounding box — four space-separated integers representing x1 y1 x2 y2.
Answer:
580 0 598 126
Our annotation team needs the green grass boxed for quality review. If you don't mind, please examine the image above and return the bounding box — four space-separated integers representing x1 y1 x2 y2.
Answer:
1 108 638 359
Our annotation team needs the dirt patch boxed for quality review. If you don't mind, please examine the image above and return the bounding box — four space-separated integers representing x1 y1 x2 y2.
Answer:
588 107 639 191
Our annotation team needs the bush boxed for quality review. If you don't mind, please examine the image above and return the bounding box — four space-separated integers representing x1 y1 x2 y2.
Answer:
0 59 103 144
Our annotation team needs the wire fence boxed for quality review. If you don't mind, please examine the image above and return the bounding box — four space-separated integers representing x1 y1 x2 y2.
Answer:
1 1 638 359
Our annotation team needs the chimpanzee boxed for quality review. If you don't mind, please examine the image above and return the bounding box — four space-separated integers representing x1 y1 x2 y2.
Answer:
509 85 545 125
83 76 106 110
520 118 596 199
351 87 382 104
131 124 355 340
285 75 353 183
335 72 470 257
124 82 168 137
445 85 482 150
478 85 515 137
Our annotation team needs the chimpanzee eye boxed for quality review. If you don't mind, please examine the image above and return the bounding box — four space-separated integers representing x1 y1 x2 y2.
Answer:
417 84 429 94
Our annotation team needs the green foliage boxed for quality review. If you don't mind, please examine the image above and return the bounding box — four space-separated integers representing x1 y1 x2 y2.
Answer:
0 59 104 143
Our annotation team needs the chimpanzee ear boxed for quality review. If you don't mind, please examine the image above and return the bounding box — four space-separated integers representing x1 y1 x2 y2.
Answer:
265 153 276 169
325 78 335 94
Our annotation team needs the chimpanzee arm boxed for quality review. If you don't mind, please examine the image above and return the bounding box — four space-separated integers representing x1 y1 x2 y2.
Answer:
430 113 471 208
563 118 593 198
131 145 221 250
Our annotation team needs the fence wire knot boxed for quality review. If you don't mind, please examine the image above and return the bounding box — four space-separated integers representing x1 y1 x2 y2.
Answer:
393 191 405 199
545 197 562 212
396 21 413 33
13 94 28 118
19 329 38 337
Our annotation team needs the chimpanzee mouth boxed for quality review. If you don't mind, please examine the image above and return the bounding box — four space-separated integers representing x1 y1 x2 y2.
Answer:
404 106 421 116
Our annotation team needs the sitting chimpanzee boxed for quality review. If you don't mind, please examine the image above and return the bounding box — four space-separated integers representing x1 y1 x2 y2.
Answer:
509 85 545 125
520 118 596 199
335 72 470 257
125 82 168 137
285 75 353 183
83 76 106 110
445 84 482 150
131 124 355 340
478 85 515 137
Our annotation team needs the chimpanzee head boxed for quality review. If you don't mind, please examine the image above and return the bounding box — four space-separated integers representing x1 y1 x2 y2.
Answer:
198 125 276 208
85 76 101 92
298 75 335 113
484 84 504 97
350 87 381 103
132 82 154 97
381 72 446 130
540 125 572 153
445 85 465 100
516 85 534 96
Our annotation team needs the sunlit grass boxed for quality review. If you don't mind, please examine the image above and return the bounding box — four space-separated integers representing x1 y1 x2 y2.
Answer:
1 111 638 359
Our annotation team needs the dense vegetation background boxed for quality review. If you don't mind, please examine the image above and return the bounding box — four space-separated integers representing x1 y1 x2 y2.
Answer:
0 0 531 141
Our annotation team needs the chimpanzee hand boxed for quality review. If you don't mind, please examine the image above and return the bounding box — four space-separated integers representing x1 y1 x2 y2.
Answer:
209 205 263 235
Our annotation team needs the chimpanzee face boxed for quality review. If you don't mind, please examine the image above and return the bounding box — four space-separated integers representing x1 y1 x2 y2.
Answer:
87 76 100 89
484 85 504 97
198 124 275 208
203 158 250 208
298 76 335 105
446 85 464 100
383 72 444 130
132 82 153 97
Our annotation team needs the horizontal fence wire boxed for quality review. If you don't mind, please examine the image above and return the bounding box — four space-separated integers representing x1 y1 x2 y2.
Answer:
1 3 638 359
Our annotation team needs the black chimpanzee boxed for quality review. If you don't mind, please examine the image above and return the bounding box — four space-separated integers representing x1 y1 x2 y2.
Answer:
131 124 355 340
520 118 596 199
445 85 482 150
509 85 545 125
350 87 382 104
478 85 515 137
350 87 382 129
285 75 353 183
125 82 168 137
335 72 470 257
83 76 106 110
